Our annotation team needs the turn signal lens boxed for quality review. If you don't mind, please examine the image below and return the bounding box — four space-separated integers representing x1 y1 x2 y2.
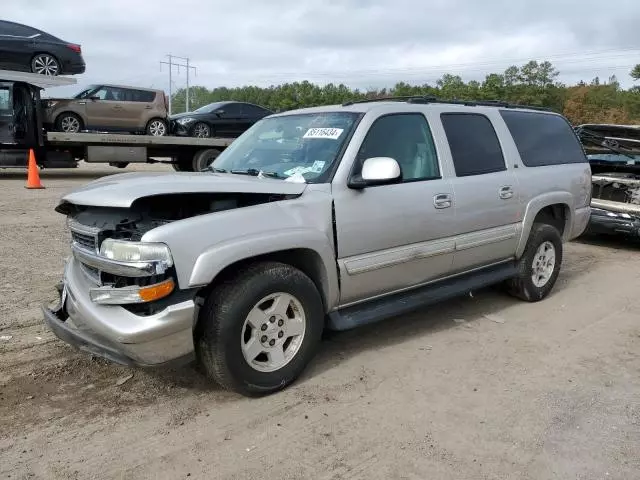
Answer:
139 278 175 302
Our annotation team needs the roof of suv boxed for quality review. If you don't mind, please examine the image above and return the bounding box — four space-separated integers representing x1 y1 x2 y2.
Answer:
271 96 560 117
93 83 163 93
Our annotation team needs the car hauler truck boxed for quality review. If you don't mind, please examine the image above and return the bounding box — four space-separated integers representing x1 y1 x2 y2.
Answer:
0 70 233 172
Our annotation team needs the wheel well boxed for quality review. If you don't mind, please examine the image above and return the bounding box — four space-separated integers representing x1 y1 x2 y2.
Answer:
31 51 59 63
533 204 568 235
194 248 330 311
146 117 167 126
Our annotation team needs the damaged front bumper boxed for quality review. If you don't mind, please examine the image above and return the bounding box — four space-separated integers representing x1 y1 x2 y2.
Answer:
43 257 196 367
587 202 640 237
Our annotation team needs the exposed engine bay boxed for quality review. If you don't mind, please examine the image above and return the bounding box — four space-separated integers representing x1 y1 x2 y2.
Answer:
58 191 294 241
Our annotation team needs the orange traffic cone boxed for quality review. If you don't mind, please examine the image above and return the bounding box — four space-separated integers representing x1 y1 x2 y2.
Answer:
25 149 44 189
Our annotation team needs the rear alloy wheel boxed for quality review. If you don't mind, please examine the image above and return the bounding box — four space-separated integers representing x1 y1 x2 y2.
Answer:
505 223 563 302
146 118 167 136
31 54 60 76
192 122 211 138
56 113 83 133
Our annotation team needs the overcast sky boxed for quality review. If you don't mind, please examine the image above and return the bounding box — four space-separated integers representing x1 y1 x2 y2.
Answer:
4 0 640 99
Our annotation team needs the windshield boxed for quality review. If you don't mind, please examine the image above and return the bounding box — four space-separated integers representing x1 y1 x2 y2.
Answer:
588 153 640 162
212 111 361 183
193 102 226 114
74 86 97 99
0 87 10 114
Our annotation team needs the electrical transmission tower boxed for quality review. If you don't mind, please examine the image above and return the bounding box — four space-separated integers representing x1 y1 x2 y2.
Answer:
160 54 197 115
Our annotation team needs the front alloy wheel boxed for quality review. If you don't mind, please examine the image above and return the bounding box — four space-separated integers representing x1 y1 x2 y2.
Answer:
195 261 324 396
241 293 307 373
58 114 82 133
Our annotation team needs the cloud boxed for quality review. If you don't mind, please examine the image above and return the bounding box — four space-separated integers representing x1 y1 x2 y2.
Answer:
3 0 639 98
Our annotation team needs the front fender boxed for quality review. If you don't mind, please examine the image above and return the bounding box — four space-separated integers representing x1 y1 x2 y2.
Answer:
189 228 339 310
516 191 573 258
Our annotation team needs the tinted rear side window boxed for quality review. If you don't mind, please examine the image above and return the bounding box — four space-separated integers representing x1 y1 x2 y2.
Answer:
441 113 506 177
132 90 156 102
0 22 36 37
499 110 587 167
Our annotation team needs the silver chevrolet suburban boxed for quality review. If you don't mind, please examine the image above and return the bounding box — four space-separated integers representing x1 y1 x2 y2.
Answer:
43 97 592 396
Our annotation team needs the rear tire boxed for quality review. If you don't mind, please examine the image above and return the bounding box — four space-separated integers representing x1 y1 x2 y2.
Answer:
55 113 83 133
146 118 168 136
195 261 324 396
192 148 221 172
31 53 60 76
505 223 563 302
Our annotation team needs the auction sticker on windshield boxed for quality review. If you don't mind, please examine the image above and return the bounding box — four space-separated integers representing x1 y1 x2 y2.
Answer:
303 127 344 140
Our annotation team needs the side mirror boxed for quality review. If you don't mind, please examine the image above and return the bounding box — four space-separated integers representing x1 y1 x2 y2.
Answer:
215 109 225 116
89 96 100 101
348 157 401 189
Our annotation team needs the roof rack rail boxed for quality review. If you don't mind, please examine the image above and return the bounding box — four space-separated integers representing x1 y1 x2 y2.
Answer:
342 95 553 112
342 96 419 106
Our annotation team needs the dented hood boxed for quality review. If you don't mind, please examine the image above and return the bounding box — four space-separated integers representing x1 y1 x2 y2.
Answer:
60 171 307 209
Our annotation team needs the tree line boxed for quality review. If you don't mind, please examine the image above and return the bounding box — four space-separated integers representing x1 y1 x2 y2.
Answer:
170 61 640 125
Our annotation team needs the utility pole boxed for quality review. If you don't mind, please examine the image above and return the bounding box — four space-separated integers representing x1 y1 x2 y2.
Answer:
160 54 196 115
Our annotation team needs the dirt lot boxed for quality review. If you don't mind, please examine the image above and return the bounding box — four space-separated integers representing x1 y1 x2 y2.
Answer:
1 163 639 480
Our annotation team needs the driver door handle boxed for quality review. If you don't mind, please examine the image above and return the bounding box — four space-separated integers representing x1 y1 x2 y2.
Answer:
433 193 452 209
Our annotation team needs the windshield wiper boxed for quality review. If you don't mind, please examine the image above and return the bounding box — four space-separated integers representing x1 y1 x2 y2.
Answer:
204 166 227 173
230 168 284 179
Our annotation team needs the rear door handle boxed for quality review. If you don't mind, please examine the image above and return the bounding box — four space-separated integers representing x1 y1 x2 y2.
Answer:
145 105 152 109
433 193 452 209
113 105 123 110
499 186 513 199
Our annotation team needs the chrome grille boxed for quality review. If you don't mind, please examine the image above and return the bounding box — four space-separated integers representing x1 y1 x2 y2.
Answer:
68 219 103 285
71 230 98 251
68 219 101 252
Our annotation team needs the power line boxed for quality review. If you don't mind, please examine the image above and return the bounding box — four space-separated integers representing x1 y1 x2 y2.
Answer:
160 54 196 114
211 47 640 80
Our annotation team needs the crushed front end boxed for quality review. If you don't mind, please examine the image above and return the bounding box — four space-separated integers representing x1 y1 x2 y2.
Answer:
43 204 198 367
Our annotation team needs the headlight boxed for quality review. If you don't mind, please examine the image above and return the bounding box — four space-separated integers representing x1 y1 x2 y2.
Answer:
176 117 196 125
100 239 173 267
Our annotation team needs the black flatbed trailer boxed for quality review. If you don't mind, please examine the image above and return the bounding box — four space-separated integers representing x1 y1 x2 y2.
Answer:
0 70 234 172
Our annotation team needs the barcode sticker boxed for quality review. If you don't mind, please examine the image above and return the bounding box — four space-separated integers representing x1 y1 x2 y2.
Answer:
303 127 344 140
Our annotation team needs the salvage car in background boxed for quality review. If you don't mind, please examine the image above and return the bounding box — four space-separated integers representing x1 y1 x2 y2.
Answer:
43 84 169 135
169 100 272 138
575 123 640 238
0 20 85 76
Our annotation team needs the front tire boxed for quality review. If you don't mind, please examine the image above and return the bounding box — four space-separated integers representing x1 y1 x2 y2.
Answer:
31 53 60 76
505 223 563 302
55 113 83 133
195 262 324 396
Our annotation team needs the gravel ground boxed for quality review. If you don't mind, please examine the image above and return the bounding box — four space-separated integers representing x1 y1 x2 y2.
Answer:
1 163 639 480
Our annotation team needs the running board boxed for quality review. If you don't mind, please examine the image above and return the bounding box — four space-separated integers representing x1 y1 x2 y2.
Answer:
327 262 518 331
